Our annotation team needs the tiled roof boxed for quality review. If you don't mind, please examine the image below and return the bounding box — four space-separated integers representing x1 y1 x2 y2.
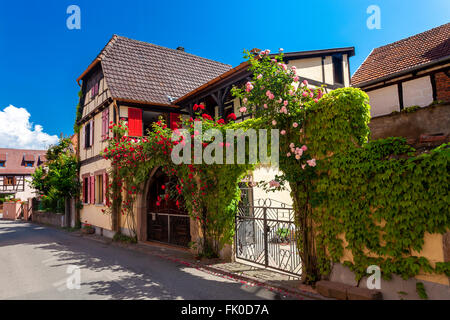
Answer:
352 23 450 86
0 148 46 175
90 35 232 105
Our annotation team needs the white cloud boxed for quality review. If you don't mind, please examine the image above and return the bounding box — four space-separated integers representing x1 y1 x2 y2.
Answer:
0 105 59 150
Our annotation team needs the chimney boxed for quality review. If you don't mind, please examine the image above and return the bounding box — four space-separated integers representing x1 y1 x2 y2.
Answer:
176 46 185 52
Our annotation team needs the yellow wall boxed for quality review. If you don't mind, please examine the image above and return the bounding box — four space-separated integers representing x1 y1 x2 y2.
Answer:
338 231 448 286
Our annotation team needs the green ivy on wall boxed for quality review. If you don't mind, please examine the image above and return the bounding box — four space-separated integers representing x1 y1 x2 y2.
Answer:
314 138 450 281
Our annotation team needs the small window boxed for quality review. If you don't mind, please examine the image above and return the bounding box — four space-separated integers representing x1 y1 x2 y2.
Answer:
0 161 5 167
95 175 103 204
85 122 92 148
25 161 33 167
4 176 15 186
83 177 89 204
332 55 344 85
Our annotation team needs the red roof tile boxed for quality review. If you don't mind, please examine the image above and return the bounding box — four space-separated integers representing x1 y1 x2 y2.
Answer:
352 23 450 86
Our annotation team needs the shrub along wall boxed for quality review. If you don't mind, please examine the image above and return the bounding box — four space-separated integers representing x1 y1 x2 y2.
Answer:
314 138 450 286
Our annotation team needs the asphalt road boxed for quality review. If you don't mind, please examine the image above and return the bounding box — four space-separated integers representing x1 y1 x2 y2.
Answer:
0 220 294 300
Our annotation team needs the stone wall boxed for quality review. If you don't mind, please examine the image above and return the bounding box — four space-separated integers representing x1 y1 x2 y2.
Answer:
32 211 65 228
369 103 449 148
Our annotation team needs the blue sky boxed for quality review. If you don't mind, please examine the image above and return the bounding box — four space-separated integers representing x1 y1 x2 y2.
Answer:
0 0 448 148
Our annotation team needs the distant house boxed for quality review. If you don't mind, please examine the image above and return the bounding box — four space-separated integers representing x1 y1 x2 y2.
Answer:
0 148 47 201
352 23 450 117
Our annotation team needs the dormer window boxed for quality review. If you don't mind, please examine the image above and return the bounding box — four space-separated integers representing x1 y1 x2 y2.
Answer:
38 155 47 166
0 153 6 167
23 154 35 168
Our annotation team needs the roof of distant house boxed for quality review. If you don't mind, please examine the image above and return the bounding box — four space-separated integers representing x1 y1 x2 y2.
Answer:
0 148 47 175
77 35 232 105
352 23 450 87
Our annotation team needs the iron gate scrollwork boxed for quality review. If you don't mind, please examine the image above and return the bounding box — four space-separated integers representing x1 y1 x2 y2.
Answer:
235 198 302 276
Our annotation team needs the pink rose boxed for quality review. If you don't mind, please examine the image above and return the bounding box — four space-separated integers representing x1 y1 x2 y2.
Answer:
239 106 247 113
301 164 306 170
301 145 307 151
286 152 291 157
293 122 298 128
281 130 286 135
302 91 308 97
307 159 316 167
263 104 268 109
293 76 299 82
257 74 263 80
283 100 288 106
295 154 301 160
302 80 308 86
272 120 277 126
243 98 248 104
269 180 280 187
289 143 295 148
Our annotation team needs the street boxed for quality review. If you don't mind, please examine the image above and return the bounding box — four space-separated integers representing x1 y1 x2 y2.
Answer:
0 220 294 300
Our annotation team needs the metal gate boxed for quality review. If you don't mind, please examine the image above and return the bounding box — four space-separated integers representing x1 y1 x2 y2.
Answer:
235 198 302 276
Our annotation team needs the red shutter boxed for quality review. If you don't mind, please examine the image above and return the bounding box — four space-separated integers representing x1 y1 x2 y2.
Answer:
128 108 143 137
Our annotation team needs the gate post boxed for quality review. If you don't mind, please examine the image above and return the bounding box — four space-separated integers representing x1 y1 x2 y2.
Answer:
263 206 268 267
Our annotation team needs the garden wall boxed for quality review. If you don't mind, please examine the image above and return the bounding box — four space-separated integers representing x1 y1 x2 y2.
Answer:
32 211 65 228
369 103 450 147
2 202 18 220
329 232 450 300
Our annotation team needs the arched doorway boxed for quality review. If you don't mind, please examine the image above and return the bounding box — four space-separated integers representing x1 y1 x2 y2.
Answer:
146 168 191 247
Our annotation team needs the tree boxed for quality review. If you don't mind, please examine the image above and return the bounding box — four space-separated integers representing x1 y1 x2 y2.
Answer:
31 138 80 218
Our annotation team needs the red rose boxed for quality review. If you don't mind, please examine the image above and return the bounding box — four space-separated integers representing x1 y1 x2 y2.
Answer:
217 119 225 124
227 113 237 120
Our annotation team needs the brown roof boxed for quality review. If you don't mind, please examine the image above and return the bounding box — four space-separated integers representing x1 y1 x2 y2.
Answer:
352 23 450 87
0 148 47 175
79 35 232 105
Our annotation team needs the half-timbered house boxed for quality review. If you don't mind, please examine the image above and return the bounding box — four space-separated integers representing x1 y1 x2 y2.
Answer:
0 148 46 202
76 35 354 263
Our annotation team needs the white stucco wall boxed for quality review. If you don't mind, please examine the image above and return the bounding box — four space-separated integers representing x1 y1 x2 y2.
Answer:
14 176 37 201
367 85 400 117
402 76 433 108
252 166 293 207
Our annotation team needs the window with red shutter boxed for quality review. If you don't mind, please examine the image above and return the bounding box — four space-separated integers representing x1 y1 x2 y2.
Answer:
128 108 143 137
90 176 95 204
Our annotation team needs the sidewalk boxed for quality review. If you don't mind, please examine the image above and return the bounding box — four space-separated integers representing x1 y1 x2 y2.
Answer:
71 230 327 300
